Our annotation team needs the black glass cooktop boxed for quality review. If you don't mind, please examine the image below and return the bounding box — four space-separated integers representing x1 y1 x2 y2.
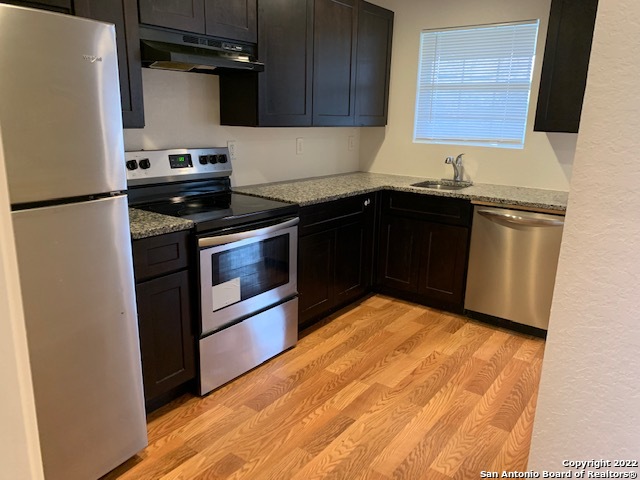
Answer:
139 191 298 232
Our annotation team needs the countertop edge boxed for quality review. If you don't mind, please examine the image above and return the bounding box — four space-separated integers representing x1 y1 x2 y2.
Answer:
129 208 194 240
234 174 568 212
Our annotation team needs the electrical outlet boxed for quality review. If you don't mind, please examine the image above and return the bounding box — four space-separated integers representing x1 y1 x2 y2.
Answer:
227 141 237 161
348 136 356 151
296 137 304 155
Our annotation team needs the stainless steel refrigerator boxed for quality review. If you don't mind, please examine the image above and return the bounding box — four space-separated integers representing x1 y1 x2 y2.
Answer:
0 5 148 479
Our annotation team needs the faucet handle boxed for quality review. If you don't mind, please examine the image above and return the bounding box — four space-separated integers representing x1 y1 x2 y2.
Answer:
455 153 465 164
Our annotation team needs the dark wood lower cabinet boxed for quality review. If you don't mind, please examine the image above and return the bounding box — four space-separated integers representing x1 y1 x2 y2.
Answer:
132 231 195 411
300 191 471 325
377 191 471 312
298 230 334 323
298 194 375 328
377 215 420 293
335 220 370 304
417 223 469 306
136 271 195 409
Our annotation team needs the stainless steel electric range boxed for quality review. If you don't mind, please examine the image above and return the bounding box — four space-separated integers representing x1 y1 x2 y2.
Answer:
126 148 299 395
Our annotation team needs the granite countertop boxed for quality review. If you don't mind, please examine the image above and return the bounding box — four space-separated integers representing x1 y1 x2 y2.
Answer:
129 208 194 240
234 172 569 212
129 172 568 239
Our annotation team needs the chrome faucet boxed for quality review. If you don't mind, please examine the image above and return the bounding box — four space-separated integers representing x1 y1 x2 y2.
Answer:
445 153 465 182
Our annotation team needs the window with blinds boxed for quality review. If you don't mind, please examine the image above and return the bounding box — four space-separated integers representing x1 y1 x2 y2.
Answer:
414 21 540 149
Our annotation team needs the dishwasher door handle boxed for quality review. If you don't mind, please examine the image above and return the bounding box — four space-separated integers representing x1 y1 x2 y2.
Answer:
477 209 564 227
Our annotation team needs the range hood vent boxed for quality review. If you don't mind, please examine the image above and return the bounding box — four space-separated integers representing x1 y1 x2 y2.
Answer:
139 26 264 74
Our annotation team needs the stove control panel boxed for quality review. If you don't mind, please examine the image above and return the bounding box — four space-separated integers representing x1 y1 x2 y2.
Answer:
125 148 233 186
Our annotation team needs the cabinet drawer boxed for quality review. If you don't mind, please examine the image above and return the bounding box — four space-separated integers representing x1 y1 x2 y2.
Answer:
299 193 375 236
382 191 471 226
132 231 190 281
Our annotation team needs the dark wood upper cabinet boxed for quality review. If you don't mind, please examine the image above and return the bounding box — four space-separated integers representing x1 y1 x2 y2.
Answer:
219 0 393 127
260 0 314 126
138 0 206 33
1 0 72 12
219 0 313 126
75 0 145 128
355 0 393 126
205 0 256 43
312 0 358 126
138 0 257 43
534 0 598 133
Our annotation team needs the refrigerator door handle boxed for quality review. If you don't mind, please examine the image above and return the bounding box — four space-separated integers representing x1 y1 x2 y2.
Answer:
477 209 565 227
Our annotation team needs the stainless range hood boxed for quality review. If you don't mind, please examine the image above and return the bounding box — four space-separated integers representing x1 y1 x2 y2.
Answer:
139 25 264 74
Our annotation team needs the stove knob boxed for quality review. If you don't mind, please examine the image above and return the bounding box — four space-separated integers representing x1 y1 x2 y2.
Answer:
199 155 209 165
217 154 228 164
208 155 218 164
125 160 138 171
139 158 151 169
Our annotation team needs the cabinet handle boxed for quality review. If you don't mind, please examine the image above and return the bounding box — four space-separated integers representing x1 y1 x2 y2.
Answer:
477 209 564 227
364 198 371 207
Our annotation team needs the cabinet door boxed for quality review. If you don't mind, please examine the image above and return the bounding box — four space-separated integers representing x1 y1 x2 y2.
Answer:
417 223 469 306
298 229 334 326
138 0 205 33
75 0 145 128
205 0 256 43
355 1 393 126
377 215 420 293
335 219 371 306
136 270 195 407
257 0 313 126
534 0 598 133
312 0 358 126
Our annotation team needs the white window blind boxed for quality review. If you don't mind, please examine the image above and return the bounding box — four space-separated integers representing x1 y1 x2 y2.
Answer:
414 21 539 149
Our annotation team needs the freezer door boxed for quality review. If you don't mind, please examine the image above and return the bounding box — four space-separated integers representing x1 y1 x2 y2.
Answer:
11 196 147 480
0 5 125 204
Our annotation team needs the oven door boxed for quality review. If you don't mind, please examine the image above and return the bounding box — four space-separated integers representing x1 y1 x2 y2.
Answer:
199 217 298 335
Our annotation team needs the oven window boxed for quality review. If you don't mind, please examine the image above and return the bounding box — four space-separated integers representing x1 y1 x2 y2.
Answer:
210 235 289 309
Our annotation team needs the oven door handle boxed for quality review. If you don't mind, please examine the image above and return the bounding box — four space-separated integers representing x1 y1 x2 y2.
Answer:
198 217 299 248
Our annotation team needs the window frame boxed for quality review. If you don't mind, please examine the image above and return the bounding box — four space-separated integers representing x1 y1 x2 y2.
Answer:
413 20 540 150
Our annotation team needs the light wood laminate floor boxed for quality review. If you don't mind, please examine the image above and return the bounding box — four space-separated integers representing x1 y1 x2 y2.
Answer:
104 295 544 480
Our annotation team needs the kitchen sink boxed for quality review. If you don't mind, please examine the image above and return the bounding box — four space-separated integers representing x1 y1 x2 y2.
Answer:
411 180 473 190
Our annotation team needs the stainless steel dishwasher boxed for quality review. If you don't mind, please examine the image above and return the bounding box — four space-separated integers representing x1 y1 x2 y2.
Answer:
464 206 565 332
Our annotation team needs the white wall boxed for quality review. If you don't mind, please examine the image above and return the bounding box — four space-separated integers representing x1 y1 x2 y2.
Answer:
0 130 44 479
124 69 360 187
361 0 576 191
528 0 640 469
